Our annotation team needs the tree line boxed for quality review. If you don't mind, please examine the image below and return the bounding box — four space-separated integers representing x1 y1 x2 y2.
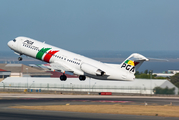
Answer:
135 70 179 88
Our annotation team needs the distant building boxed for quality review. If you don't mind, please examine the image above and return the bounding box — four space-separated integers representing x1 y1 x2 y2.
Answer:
168 70 179 74
0 64 77 79
0 68 11 82
2 77 178 95
1 64 178 95
0 64 52 78
153 70 179 77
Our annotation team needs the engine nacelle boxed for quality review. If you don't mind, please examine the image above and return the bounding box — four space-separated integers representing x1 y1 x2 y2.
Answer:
80 63 105 76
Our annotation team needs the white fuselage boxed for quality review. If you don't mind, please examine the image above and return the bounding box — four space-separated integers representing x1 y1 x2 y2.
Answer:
8 37 136 81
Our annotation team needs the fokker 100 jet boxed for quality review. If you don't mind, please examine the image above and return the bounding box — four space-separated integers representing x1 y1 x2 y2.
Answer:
8 37 149 81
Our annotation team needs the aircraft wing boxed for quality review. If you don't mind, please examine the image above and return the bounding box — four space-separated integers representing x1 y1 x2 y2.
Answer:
40 61 73 73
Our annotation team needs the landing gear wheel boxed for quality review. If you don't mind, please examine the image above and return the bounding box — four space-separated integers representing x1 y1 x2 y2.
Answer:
18 57 23 61
79 75 86 81
60 74 67 81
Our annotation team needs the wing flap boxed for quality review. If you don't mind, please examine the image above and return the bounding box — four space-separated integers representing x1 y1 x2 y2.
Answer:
41 62 73 73
50 62 73 72
40 61 84 75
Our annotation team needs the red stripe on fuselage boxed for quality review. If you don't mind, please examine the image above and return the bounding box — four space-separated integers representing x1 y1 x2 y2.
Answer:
44 50 59 63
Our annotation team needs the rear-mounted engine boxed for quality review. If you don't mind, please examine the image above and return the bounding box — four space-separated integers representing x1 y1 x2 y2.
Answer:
80 63 105 76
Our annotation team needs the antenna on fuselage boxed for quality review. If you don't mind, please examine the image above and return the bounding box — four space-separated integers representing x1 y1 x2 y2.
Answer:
43 41 45 44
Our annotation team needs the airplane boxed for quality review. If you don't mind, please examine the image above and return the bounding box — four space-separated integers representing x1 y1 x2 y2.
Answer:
8 36 149 81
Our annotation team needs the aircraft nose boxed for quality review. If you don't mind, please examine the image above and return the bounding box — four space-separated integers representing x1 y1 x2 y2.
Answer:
7 40 13 48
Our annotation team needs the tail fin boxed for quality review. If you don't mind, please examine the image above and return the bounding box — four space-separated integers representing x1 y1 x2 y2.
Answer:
120 53 149 74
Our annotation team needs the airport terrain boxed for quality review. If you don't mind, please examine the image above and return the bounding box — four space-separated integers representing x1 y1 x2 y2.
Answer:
0 94 179 120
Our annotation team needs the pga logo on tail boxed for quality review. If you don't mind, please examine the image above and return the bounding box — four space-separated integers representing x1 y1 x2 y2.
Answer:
121 60 139 72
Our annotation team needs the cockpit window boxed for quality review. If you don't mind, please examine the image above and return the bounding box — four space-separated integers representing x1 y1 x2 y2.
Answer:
13 39 16 42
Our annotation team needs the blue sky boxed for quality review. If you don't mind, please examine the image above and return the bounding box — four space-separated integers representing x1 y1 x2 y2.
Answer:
1 0 179 52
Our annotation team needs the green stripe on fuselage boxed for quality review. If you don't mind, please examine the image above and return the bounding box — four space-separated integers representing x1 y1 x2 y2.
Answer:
36 48 51 60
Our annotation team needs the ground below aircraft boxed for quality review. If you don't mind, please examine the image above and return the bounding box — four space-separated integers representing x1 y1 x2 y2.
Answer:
8 37 149 81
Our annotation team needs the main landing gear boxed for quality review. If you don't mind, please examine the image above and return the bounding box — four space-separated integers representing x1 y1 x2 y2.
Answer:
79 75 86 81
60 74 86 81
60 74 67 81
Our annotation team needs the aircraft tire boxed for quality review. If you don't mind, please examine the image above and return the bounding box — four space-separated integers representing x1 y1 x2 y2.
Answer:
79 75 86 81
18 57 23 61
60 75 67 81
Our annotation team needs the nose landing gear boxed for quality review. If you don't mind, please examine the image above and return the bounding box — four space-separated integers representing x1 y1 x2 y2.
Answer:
18 56 23 61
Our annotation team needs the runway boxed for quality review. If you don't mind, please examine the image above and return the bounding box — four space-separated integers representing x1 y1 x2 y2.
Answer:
0 94 179 120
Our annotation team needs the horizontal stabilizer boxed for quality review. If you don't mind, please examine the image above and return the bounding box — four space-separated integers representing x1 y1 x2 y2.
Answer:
127 53 149 61
148 58 169 62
